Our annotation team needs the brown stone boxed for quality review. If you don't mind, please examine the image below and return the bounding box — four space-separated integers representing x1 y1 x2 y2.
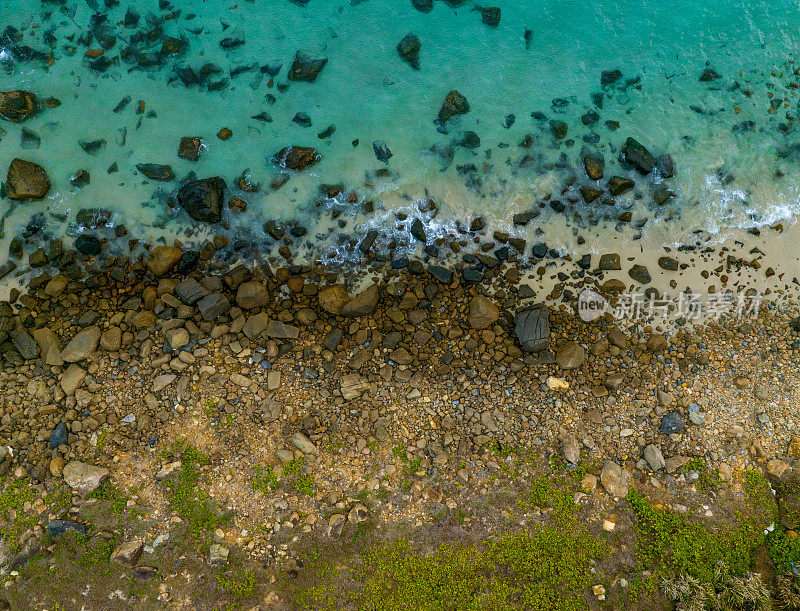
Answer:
318 284 350 315
468 296 499 330
6 158 50 201
147 246 182 277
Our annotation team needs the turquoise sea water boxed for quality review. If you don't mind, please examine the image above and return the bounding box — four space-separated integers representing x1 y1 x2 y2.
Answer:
0 0 799 264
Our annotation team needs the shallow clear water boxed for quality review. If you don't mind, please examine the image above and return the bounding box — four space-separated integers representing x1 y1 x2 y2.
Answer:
1 0 799 264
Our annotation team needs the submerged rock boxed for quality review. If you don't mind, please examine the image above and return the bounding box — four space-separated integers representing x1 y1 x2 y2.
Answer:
607 176 635 196
373 140 393 163
288 51 328 82
136 163 175 181
272 146 320 171
178 137 203 161
6 158 50 201
0 90 38 122
480 6 501 26
178 177 226 223
397 34 420 70
74 234 101 256
412 0 433 12
438 90 470 122
619 137 656 174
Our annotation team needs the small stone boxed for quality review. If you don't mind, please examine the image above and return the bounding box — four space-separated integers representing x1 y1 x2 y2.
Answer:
209 544 229 567
643 444 666 471
557 341 586 370
289 432 318 455
111 539 144 565
61 326 101 362
600 461 630 497
468 296 500 330
63 461 110 494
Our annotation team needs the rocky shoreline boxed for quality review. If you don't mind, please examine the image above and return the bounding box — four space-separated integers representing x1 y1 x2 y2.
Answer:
0 231 799 608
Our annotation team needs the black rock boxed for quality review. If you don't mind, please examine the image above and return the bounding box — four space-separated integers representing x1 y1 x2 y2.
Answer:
397 33 420 70
292 112 312 127
581 110 599 125
699 67 720 82
600 69 622 86
455 131 480 148
480 6 501 26
427 265 453 284
660 412 685 435
514 306 549 352
619 137 656 174
176 250 200 275
462 267 483 283
513 211 536 226
136 163 175 181
50 422 68 449
178 177 226 223
288 51 328 82
531 242 548 258
317 124 336 139
70 170 90 188
628 264 651 284
74 234 101 256
410 218 426 242
412 0 433 12
359 229 379 253
390 256 409 269
503 113 516 128
607 176 635 196
79 139 106 155
373 140 393 163
550 120 567 139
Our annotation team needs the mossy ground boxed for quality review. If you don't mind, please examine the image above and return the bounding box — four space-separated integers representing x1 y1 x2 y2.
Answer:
3 446 800 609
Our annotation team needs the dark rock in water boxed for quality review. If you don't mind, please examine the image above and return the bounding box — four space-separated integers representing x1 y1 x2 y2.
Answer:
470 217 485 232
549 200 566 213
161 35 189 57
579 187 603 203
178 177 226 223
524 29 533 49
583 152 604 180
462 267 483 283
549 120 567 140
410 218 427 242
48 520 87 538
20 127 39 149
251 111 272 122
591 92 604 108
513 211 536 226
607 176 634 196
397 33 420 70
660 412 685 434
136 163 175 181
9 238 22 260
71 170 90 188
605 120 620 131
359 229 379 253
699 67 720 82
504 113 515 128
658 256 678 271
288 51 328 82
531 243 548 258
412 0 433 12
577 254 592 269
656 154 675 178
0 90 38 122
390 256 409 269
80 139 106 155
652 186 674 205
50 422 68 449
600 69 622 86
107 162 118 174
176 251 200 275
317 124 336 139
262 61 283 76
515 306 549 352
123 8 140 28
480 7 501 26
581 110 599 125
292 112 313 127
619 137 656 174
219 33 244 50
438 90 469 122
428 265 453 284
272 146 320 170
628 264 651 284
76 208 112 229
113 96 131 113
373 140 393 162
454 131 481 148
6 158 50 201
178 137 203 161
75 234 102 256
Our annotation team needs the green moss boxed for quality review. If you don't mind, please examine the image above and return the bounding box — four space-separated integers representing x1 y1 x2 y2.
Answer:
283 457 305 478
0 478 37 553
683 458 723 492
626 487 769 583
162 440 227 543
87 482 128 515
250 466 278 494
295 475 315 496
218 569 257 599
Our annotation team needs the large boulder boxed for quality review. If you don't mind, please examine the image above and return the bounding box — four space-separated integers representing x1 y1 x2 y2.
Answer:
61 326 102 362
272 146 320 171
136 163 175 181
601 461 631 497
6 158 50 201
147 246 182 277
177 177 226 223
288 51 328 82
468 296 499 330
236 281 269 309
341 283 379 317
619 137 656 174
438 90 470 121
63 461 109 494
397 34 420 70
318 284 350 315
0 90 38 122
514 306 549 351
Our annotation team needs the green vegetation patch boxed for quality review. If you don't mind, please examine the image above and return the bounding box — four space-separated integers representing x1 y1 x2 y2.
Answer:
0 478 37 554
